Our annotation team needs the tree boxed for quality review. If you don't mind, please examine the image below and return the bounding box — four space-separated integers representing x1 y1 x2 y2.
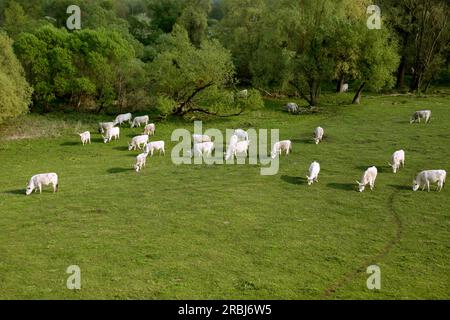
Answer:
0 32 32 124
149 25 261 116
177 0 211 47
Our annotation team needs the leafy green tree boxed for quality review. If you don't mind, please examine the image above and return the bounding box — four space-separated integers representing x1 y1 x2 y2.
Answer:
0 32 32 124
149 25 260 116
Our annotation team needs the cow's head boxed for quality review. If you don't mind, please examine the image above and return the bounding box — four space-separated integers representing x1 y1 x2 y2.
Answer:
307 175 314 185
387 162 397 173
356 181 365 192
412 180 420 191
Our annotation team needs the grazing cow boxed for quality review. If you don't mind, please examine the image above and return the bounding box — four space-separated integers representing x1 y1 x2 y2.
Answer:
98 122 115 134
271 140 292 159
307 161 321 185
225 134 239 160
128 135 149 151
342 83 349 92
192 134 212 143
102 127 120 143
192 142 215 158
134 152 148 172
388 150 405 174
144 123 156 136
233 140 250 157
284 102 299 113
413 170 446 192
113 113 132 126
410 110 431 124
145 141 165 156
26 173 58 195
234 129 249 141
131 115 149 128
78 131 91 145
314 127 324 145
356 166 378 192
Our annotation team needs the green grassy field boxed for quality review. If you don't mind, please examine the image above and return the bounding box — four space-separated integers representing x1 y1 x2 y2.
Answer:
0 92 449 299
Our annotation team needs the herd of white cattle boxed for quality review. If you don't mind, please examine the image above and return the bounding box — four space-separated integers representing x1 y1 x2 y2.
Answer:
25 108 446 195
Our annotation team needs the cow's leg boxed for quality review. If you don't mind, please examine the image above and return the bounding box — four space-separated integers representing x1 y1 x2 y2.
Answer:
39 184 42 194
427 181 430 192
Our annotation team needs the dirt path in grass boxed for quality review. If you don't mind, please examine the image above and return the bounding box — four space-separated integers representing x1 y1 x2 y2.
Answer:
322 192 403 298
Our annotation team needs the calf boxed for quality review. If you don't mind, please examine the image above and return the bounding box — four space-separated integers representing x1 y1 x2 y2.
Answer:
271 140 292 159
134 152 148 172
26 173 58 195
128 135 149 151
78 131 91 145
388 150 405 173
144 123 156 136
342 83 349 92
131 115 149 128
307 161 321 185
410 110 431 124
145 141 165 156
356 166 378 192
413 170 446 192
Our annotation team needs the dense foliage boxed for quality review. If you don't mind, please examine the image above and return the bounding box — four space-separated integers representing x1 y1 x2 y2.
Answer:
0 0 448 118
0 32 32 124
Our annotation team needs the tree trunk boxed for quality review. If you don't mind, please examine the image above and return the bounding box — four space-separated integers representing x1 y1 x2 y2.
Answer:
352 82 366 104
309 80 320 107
336 76 345 93
396 55 407 89
423 79 432 93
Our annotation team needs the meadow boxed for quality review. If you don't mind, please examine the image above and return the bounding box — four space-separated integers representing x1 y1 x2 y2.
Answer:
0 92 449 299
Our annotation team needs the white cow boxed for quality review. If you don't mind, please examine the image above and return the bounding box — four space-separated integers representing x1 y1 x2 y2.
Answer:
98 122 115 134
410 110 431 124
26 173 58 195
356 166 378 192
314 127 324 144
271 140 292 159
233 140 250 157
113 113 132 126
102 127 120 143
307 161 321 185
131 115 149 128
192 142 215 157
284 102 299 113
388 150 405 173
225 134 239 161
237 89 248 99
134 152 149 172
413 170 446 192
192 134 212 143
128 135 149 151
234 129 249 141
78 131 91 145
144 123 156 136
145 141 165 156
342 83 349 92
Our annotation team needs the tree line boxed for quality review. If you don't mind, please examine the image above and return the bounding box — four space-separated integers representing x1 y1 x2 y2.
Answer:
0 0 448 124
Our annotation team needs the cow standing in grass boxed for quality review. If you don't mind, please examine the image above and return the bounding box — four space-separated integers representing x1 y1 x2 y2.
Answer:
26 173 59 195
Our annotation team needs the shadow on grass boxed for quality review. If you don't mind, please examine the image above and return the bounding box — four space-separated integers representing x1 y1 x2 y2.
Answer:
291 138 313 144
388 184 411 191
107 167 133 174
327 182 356 191
281 175 307 185
113 146 129 151
60 141 79 146
3 189 24 195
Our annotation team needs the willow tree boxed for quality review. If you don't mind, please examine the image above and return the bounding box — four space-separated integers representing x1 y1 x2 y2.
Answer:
149 25 262 116
0 32 33 124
